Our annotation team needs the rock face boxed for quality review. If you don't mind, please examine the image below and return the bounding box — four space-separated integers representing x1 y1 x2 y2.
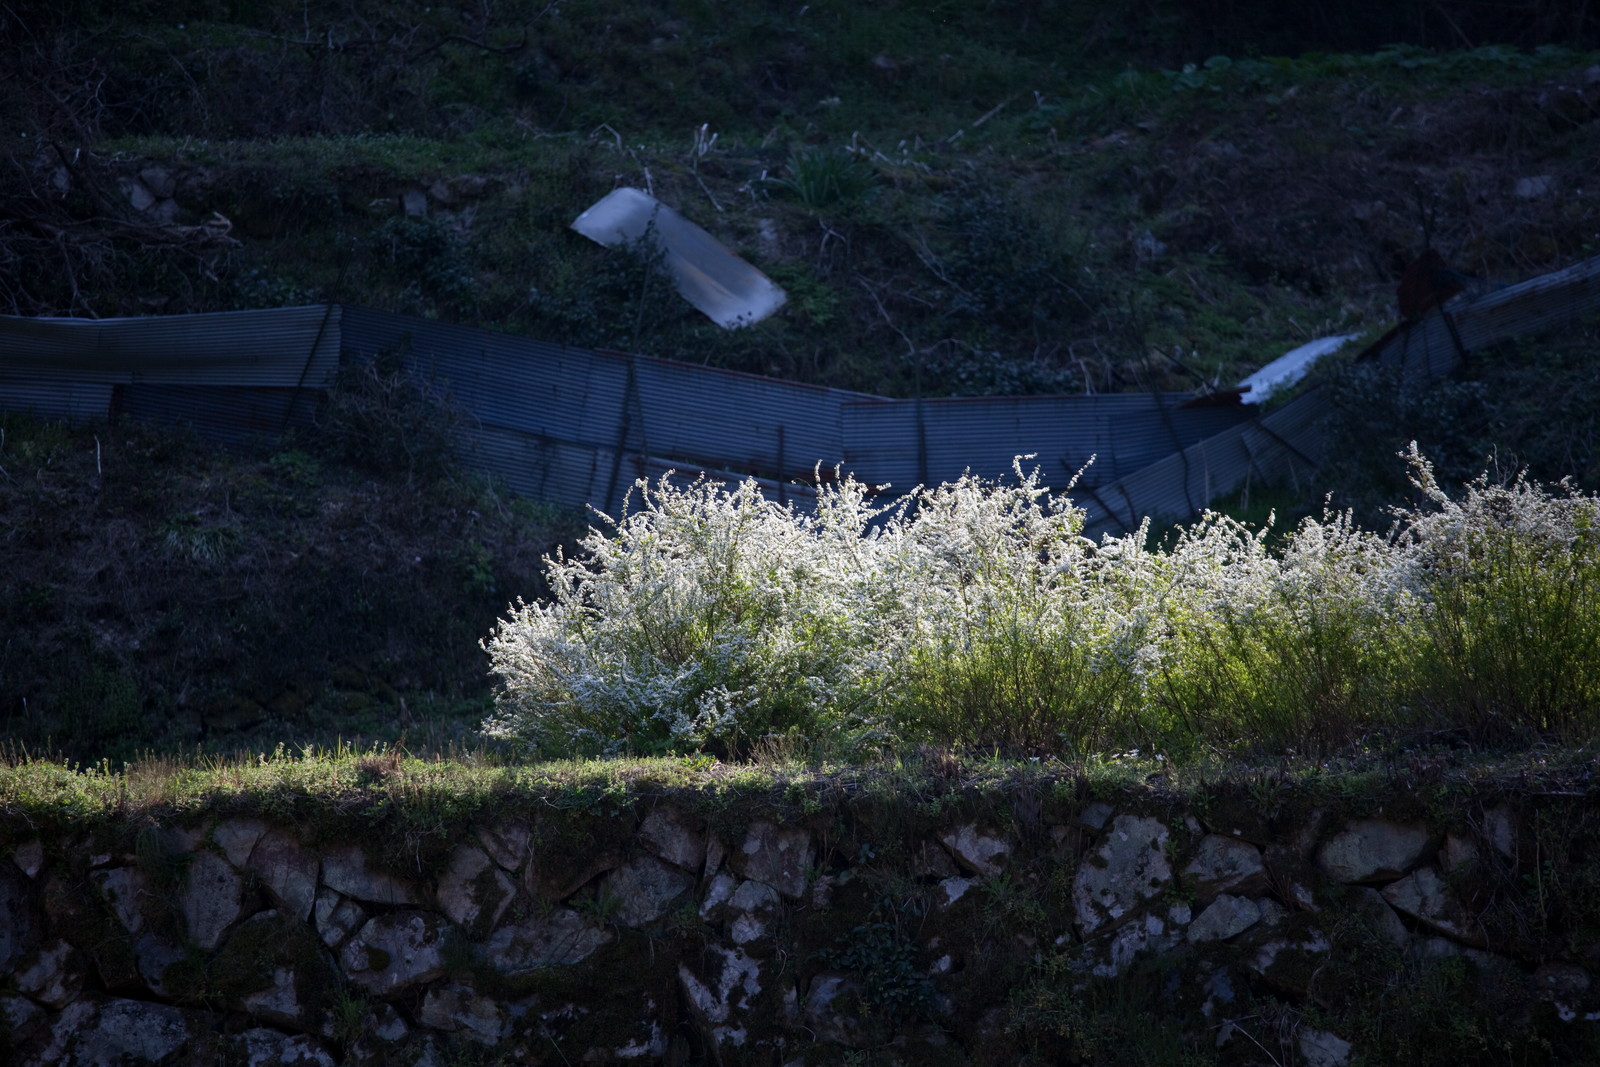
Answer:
0 793 1587 1066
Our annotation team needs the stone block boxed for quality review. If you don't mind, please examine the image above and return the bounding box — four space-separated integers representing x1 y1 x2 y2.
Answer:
1187 894 1261 943
321 844 417 905
435 844 515 935
181 850 245 950
10 839 44 879
0 993 44 1044
0 862 38 971
1316 819 1433 883
212 819 269 869
939 824 1011 878
1072 814 1172 937
1298 1026 1353 1067
249 831 320 922
34 996 210 1066
1381 866 1484 946
1344 885 1409 948
420 981 506 1045
92 867 148 935
481 908 612 973
730 822 812 900
640 806 707 872
15 939 83 1006
1182 834 1268 903
232 1028 337 1066
475 821 531 871
341 912 447 996
601 855 694 926
314 888 367 948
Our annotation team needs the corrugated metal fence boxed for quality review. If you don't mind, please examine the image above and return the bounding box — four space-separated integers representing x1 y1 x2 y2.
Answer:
3 253 1596 530
0 305 340 443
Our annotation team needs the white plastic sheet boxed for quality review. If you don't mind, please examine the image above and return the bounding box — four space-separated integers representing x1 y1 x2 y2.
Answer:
1237 333 1358 404
571 187 787 329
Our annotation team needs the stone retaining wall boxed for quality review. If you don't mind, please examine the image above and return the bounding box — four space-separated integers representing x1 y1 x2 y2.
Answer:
3 785 1598 1064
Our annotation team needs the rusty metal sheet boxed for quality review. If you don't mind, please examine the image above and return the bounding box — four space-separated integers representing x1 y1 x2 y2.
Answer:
1363 253 1600 380
1080 387 1327 537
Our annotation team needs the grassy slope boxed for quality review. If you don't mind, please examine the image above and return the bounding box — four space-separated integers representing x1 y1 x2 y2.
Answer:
6 4 1598 399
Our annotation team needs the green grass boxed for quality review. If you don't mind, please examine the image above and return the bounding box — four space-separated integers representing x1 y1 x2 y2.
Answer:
1 734 1592 838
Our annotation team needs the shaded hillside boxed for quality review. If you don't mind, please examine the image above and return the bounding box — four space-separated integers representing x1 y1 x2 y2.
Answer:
2 3 1596 406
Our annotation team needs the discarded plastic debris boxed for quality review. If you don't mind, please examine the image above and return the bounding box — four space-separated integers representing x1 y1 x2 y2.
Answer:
1238 333 1358 404
571 187 787 329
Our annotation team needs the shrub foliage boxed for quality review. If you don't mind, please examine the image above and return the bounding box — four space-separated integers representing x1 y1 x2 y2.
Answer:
484 448 1600 761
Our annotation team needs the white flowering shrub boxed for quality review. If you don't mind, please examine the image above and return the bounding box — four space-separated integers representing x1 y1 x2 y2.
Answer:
483 448 1600 761
1144 508 1413 755
482 475 900 756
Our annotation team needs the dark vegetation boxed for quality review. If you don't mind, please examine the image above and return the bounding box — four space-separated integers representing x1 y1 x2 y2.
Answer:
0 370 582 765
3 1 1600 764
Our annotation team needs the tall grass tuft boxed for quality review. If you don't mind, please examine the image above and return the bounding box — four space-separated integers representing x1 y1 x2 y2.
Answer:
768 147 879 209
1149 509 1411 757
1394 447 1600 745
885 466 1146 757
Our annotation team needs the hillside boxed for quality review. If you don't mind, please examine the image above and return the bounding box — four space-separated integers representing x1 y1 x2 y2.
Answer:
5 1 1600 761
6 5 1598 401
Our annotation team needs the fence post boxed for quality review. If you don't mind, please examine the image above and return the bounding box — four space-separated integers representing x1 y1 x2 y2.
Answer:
279 302 337 437
776 423 786 507
604 357 643 516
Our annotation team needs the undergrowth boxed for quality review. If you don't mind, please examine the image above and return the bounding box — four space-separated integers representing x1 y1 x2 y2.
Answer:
0 396 582 766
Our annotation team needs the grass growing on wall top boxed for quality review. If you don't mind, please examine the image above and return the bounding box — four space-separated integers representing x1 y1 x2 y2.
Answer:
2 737 1595 843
